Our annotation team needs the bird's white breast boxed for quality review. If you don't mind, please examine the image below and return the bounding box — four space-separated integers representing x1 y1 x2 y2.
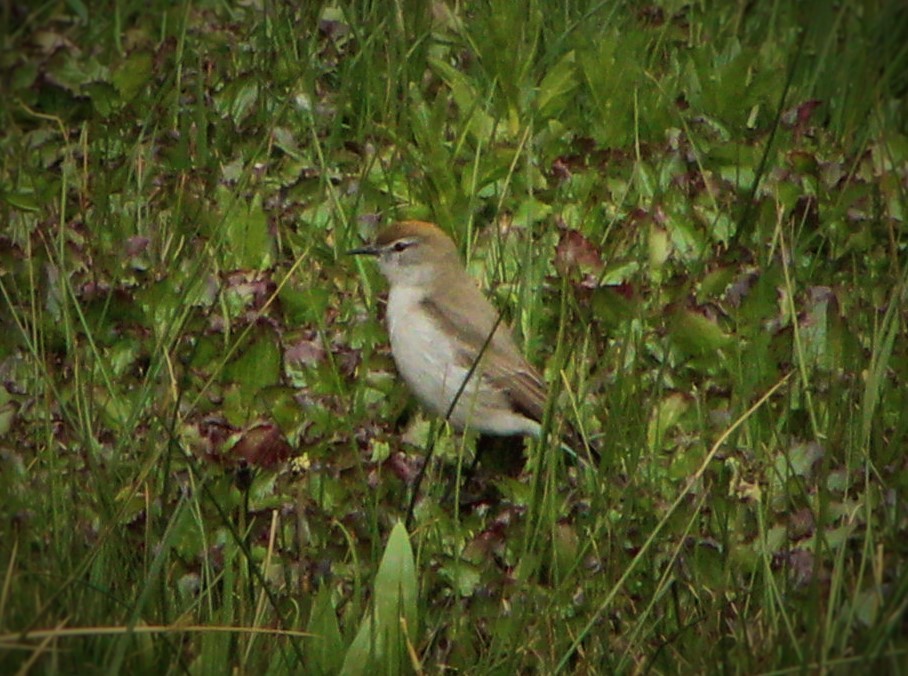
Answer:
386 285 468 420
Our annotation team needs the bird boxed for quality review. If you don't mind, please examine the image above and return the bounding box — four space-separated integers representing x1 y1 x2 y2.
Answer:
349 220 597 464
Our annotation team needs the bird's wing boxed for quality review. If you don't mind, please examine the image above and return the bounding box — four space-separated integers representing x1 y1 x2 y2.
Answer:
420 293 601 464
419 295 548 424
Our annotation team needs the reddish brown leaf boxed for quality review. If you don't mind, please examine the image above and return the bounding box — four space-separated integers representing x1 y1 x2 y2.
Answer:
232 421 293 469
385 451 420 484
551 157 572 181
286 335 326 367
555 228 603 275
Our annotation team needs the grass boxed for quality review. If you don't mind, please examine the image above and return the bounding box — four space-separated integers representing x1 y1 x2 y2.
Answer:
1 0 907 673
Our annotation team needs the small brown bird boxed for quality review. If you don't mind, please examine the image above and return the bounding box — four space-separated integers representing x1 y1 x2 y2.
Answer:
350 220 595 462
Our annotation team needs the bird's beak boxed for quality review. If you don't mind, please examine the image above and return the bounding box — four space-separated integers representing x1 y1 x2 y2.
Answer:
346 244 379 256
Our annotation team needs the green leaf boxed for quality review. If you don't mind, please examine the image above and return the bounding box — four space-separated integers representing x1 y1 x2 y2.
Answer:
647 392 690 451
427 56 494 144
10 59 38 92
223 330 281 393
82 80 121 117
46 52 108 93
667 212 707 263
220 190 274 270
374 522 418 632
112 52 152 101
591 286 636 326
513 196 551 225
1 190 40 212
306 584 345 675
0 387 14 437
648 226 671 273
216 75 260 124
578 31 644 146
438 562 482 597
280 283 330 325
537 51 577 118
670 309 734 356
340 522 418 675
369 440 391 464
698 266 736 302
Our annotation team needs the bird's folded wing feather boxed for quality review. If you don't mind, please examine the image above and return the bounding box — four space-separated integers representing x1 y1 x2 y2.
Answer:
419 295 547 423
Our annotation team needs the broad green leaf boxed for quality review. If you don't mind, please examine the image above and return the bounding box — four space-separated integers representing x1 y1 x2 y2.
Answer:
280 283 330 325
670 309 734 356
223 330 281 393
667 212 707 263
592 286 636 326
83 80 122 117
216 75 259 124
537 51 577 119
578 31 642 145
47 52 108 92
1 191 40 212
220 190 274 270
648 226 671 273
513 196 552 225
698 266 736 302
428 56 494 144
340 522 417 675
306 584 345 675
438 562 482 597
647 392 690 451
0 387 14 437
111 51 152 101
374 522 418 634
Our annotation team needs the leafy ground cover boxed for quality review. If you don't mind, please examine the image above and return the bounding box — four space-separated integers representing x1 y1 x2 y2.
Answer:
1 0 907 672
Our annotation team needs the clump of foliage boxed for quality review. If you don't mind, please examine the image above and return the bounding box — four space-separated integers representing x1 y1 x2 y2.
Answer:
1 0 906 672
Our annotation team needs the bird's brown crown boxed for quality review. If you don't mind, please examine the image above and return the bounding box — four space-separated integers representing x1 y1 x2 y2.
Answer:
375 221 456 251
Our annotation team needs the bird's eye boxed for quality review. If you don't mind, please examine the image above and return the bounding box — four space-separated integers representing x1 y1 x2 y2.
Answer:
392 241 409 252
